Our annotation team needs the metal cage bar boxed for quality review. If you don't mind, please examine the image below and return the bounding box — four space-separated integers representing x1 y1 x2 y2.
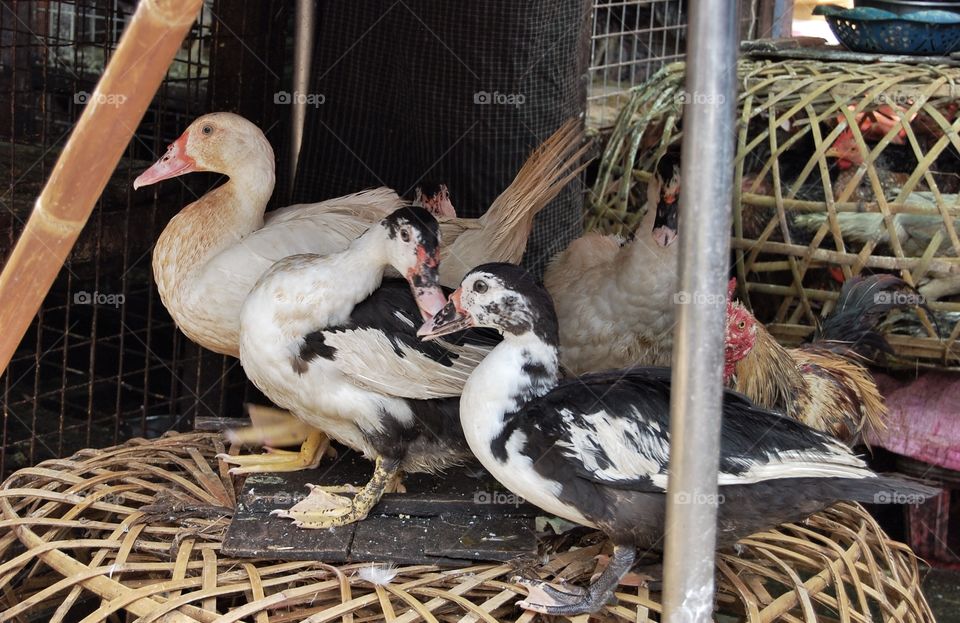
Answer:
661 0 740 620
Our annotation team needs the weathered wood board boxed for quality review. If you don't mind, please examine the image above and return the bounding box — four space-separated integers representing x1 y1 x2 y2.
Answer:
222 452 541 566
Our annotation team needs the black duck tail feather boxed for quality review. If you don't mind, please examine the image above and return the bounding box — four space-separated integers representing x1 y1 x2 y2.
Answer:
835 473 939 505
812 274 925 360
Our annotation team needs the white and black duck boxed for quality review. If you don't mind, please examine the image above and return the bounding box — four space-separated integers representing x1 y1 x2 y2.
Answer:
418 262 938 616
235 206 499 528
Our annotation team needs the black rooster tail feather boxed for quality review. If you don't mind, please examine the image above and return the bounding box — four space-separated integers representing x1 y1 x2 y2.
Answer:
811 275 924 360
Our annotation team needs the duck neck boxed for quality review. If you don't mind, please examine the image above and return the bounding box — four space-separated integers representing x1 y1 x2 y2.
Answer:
154 139 276 285
239 227 390 358
638 180 660 235
460 331 561 451
616 207 676 301
288 228 390 334
219 153 277 226
330 229 391 314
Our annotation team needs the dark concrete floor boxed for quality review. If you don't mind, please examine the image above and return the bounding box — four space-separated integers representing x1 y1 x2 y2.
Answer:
922 568 960 623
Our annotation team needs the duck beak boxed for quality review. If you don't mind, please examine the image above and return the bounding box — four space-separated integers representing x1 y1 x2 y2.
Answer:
418 290 474 340
133 131 196 189
652 192 678 247
408 246 446 320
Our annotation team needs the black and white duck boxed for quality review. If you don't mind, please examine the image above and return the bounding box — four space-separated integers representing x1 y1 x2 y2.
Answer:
235 207 498 527
418 262 937 616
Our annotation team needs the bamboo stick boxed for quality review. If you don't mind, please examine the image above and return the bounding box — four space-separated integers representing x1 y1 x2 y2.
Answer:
730 237 960 275
631 169 960 217
744 282 960 313
0 0 204 376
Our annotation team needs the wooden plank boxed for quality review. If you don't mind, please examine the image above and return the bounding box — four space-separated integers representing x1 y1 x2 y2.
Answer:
212 511 354 561
426 515 538 562
234 458 539 517
222 452 540 565
351 515 537 566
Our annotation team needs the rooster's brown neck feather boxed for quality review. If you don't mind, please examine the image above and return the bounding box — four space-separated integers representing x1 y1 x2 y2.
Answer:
734 323 806 412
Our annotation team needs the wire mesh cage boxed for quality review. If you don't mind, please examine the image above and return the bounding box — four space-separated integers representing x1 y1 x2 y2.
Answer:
587 0 763 127
0 0 290 479
0 1 769 478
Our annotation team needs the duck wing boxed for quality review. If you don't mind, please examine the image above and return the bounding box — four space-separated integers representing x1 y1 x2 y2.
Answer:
300 280 500 400
520 367 872 494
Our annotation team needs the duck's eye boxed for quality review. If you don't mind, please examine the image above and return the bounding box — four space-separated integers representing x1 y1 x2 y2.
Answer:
400 229 411 242
202 125 213 135
737 320 746 330
473 280 488 294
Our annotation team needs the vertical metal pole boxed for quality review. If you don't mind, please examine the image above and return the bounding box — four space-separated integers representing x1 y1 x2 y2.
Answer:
289 0 316 201
661 0 738 620
771 0 795 39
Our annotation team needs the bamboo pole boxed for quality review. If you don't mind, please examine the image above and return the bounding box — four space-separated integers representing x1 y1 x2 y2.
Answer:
744 282 960 313
730 237 960 275
0 0 204 376
632 170 960 217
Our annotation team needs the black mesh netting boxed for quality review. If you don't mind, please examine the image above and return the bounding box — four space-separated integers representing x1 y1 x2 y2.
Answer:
290 0 591 278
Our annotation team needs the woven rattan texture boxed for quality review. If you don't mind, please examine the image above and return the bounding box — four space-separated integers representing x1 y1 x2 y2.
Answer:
0 432 935 622
589 59 960 366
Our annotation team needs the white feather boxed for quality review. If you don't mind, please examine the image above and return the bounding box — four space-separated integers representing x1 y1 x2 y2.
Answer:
720 447 873 485
357 563 398 585
156 188 401 356
459 335 596 528
323 328 492 399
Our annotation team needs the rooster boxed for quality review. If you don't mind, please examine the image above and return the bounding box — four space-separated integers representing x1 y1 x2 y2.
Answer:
824 102 960 199
724 275 923 444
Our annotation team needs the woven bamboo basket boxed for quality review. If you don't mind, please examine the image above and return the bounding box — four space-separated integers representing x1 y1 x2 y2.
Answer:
0 432 934 622
589 59 960 367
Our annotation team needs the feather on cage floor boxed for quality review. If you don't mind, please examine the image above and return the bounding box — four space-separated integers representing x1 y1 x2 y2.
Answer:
0 432 934 622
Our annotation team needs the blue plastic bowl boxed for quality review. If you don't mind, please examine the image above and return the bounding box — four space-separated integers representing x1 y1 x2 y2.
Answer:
855 0 960 16
813 5 960 55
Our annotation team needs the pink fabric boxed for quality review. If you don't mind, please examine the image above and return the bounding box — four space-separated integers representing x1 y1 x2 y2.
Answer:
866 372 960 471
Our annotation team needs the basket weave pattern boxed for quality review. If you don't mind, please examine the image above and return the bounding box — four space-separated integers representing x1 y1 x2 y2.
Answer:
0 432 934 622
589 59 960 366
